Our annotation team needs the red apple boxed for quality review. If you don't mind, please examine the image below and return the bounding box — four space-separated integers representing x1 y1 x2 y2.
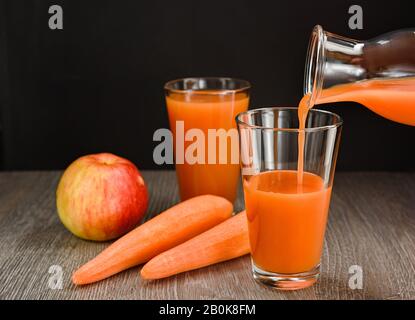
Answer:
56 153 148 241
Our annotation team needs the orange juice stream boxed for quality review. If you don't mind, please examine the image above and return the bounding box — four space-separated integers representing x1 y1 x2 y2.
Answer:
166 91 249 202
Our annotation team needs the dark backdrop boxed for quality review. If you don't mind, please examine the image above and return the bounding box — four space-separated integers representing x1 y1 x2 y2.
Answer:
1 0 414 171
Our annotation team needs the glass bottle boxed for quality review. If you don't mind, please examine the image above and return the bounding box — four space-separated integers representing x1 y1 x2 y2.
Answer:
304 25 415 125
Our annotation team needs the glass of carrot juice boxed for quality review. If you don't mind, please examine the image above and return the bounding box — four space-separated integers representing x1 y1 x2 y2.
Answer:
165 77 250 203
237 107 342 290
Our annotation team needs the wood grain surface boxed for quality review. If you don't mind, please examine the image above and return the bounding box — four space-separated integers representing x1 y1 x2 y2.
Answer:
0 171 414 300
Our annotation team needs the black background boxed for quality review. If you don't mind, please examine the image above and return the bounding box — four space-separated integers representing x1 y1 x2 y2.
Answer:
1 0 414 171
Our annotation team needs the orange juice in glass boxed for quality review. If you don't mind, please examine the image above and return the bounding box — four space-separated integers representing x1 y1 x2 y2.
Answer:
165 78 250 202
237 107 342 290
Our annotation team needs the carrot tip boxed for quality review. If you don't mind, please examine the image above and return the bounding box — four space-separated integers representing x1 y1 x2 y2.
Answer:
140 268 150 280
72 271 86 285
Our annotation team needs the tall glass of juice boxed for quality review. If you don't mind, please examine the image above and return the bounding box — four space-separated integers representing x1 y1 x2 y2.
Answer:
165 77 250 202
237 107 342 290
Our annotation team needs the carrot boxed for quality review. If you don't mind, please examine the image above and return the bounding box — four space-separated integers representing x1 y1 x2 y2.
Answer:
72 195 233 285
141 211 249 280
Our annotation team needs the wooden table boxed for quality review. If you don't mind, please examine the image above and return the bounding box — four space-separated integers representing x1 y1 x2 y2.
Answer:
0 171 414 300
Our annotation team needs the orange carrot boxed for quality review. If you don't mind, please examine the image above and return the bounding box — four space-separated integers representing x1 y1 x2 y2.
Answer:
72 195 233 285
141 211 249 280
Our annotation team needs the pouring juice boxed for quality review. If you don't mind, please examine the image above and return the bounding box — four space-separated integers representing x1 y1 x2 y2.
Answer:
241 26 415 289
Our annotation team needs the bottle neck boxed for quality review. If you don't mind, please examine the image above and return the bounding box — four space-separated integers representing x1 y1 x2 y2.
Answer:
304 25 365 106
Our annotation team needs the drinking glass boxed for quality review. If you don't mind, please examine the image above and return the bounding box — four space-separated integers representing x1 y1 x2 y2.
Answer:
165 77 250 202
237 107 342 290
